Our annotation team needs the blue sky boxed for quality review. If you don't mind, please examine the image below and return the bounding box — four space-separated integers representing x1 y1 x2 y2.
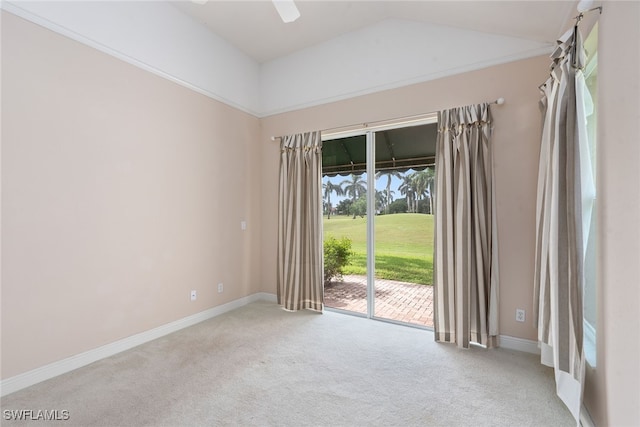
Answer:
323 173 404 205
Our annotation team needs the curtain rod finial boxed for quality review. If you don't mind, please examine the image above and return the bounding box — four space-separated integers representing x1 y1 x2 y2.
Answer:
496 97 505 105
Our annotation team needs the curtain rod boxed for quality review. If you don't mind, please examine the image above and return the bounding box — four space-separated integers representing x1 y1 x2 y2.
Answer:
574 5 602 24
269 97 505 141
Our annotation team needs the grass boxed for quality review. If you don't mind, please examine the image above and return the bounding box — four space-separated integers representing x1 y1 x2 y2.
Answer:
323 213 433 285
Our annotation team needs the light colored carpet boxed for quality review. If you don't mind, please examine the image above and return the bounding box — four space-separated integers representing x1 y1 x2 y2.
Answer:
1 301 573 426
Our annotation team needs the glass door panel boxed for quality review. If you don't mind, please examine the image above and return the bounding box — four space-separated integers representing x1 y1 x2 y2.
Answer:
372 127 435 327
322 151 368 315
322 122 437 327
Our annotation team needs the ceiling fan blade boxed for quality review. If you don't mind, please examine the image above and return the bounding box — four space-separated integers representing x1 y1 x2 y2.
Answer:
272 0 300 23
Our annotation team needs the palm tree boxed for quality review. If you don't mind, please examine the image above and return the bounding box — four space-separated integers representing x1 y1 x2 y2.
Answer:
384 189 395 209
412 170 429 213
341 174 367 218
323 179 344 219
399 174 417 213
410 168 436 213
376 170 402 214
375 190 386 213
425 166 436 214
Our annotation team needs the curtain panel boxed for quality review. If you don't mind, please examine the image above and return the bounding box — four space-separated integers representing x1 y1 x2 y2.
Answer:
534 24 592 423
277 131 324 312
433 103 499 349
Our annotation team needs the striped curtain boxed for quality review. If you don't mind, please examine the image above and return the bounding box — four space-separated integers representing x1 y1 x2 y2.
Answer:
433 103 499 349
277 131 324 311
534 24 590 423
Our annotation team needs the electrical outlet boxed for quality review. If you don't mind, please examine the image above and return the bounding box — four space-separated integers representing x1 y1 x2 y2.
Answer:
190 290 197 301
516 309 525 323
217 283 223 293
241 221 247 231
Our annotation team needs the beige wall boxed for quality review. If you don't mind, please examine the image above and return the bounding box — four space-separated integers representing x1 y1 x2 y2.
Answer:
4 5 639 424
1 12 262 379
584 2 640 426
261 55 550 340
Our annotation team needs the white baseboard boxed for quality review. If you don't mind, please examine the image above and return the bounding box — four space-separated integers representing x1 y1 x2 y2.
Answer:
580 405 595 427
0 292 276 397
258 292 278 303
499 335 540 355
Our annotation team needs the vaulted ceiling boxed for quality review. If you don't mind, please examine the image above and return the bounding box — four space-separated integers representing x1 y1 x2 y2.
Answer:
173 1 577 63
2 1 580 116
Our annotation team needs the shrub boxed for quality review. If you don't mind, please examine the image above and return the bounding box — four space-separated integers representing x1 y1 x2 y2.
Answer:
388 198 408 214
324 236 353 284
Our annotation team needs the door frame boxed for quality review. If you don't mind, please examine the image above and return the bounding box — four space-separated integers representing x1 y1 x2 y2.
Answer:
321 114 438 321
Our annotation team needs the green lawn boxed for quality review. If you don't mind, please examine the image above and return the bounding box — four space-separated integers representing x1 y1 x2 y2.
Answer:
323 213 433 285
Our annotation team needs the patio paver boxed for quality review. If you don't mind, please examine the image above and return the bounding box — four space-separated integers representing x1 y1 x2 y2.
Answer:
324 275 434 328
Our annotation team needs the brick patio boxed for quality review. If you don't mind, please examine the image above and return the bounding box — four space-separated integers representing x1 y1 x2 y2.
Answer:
323 275 434 328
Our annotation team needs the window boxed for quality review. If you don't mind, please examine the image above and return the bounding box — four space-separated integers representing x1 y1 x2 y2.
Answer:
583 23 598 367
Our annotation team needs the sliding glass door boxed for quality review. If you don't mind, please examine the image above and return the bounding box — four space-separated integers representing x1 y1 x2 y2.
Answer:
322 119 437 328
